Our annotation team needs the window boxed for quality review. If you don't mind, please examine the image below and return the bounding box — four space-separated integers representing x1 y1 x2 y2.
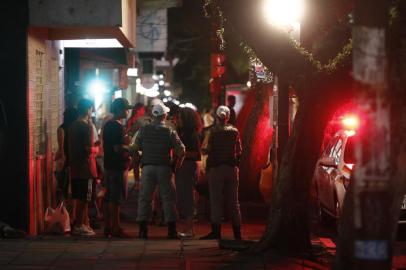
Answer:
142 59 153 74
323 136 338 157
344 137 356 164
332 138 343 162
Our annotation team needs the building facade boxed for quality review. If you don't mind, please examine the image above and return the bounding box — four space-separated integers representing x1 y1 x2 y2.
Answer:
0 0 136 235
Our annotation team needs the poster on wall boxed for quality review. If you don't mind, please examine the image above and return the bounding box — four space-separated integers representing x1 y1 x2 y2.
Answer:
136 9 167 53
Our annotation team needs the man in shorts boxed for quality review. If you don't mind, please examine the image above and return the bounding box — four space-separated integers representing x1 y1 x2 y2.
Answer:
69 98 97 236
103 98 132 237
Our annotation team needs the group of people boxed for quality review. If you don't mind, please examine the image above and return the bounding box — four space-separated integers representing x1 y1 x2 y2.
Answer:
55 95 242 240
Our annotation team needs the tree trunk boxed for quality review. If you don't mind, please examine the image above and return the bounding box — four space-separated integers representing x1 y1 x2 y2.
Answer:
252 71 353 253
216 0 355 254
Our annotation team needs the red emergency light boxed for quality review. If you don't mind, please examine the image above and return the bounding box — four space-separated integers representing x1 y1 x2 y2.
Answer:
341 114 360 136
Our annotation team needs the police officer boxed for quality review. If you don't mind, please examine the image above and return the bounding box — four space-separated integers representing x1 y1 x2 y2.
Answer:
131 102 185 239
200 106 242 240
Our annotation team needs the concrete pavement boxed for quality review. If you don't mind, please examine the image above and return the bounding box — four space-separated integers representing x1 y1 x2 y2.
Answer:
0 222 331 270
2 218 406 269
2 176 406 269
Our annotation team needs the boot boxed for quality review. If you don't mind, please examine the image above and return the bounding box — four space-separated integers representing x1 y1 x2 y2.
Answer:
138 221 148 239
167 222 179 239
200 224 221 240
232 225 241 240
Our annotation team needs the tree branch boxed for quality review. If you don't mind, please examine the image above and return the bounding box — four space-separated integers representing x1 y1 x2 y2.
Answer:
217 0 318 81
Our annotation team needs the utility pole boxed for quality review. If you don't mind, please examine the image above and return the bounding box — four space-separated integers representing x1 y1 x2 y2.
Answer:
335 0 392 269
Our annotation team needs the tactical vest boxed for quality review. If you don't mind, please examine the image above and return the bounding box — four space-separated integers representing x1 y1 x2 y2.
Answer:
206 125 239 168
140 124 173 166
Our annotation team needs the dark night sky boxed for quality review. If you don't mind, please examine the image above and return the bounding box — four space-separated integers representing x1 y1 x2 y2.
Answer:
168 1 212 109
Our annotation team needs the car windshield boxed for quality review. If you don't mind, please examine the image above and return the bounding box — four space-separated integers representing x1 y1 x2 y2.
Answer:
344 137 355 164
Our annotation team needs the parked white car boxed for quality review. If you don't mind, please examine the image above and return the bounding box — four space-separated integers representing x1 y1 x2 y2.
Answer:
313 122 406 226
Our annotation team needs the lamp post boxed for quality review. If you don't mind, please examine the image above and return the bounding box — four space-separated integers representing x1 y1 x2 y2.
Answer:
262 0 304 164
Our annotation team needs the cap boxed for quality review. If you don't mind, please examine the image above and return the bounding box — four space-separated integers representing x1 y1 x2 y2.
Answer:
216 105 230 119
152 103 170 117
111 98 132 113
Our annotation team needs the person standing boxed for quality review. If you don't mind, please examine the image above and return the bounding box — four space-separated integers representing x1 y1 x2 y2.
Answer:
200 105 242 240
131 102 185 239
55 107 78 204
103 98 133 238
203 107 214 128
126 103 146 137
176 107 202 238
69 98 97 236
125 103 147 187
227 95 237 126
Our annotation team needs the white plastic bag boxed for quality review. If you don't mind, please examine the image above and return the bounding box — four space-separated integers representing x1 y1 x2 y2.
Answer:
45 202 71 234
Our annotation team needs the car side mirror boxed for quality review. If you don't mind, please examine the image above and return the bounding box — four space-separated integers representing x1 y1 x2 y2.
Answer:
319 156 337 168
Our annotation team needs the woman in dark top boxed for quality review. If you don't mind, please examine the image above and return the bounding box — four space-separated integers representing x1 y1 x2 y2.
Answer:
55 107 78 203
175 107 202 238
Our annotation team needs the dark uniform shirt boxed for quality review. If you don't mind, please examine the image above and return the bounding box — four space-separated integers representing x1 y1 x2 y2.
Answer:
69 120 95 179
103 120 127 171
131 120 185 166
204 124 241 168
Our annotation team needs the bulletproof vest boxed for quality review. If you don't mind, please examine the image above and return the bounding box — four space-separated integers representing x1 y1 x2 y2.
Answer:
207 125 239 167
140 124 173 166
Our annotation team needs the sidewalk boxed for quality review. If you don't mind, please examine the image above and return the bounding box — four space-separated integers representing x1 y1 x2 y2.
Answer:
0 177 333 270
0 222 334 270
2 177 406 269
2 223 406 270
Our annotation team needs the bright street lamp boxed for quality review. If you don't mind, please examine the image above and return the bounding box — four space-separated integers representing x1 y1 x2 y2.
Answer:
88 79 107 112
262 0 304 27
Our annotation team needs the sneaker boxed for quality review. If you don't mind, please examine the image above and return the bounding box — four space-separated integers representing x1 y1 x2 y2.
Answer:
178 231 195 239
72 225 96 236
84 225 96 235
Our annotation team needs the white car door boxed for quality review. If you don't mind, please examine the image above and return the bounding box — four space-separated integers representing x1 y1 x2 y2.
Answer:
316 136 339 210
326 137 344 213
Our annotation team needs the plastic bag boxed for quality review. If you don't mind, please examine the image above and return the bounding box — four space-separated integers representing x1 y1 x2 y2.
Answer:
44 202 71 234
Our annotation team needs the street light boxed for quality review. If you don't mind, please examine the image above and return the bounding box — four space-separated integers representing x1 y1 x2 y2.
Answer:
262 0 304 168
262 0 304 26
88 79 107 114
